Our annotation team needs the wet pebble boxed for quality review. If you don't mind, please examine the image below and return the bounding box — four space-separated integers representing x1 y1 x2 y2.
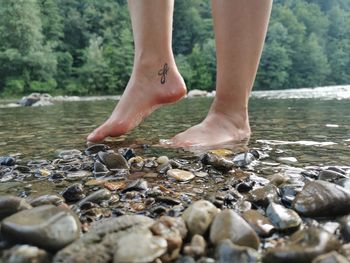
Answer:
201 153 234 172
85 144 110 155
57 149 82 160
157 156 170 165
77 188 111 207
182 200 219 236
266 202 302 231
216 239 261 263
122 179 148 193
233 152 256 167
247 184 280 207
93 161 109 177
66 170 91 180
319 169 348 182
242 209 275 237
30 195 64 207
184 234 206 258
292 180 350 217
167 169 195 182
62 183 85 202
1 205 81 251
0 156 16 166
210 210 260 249
98 152 129 170
263 227 341 263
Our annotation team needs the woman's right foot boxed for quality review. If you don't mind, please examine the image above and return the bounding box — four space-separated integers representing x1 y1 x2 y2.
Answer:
87 59 186 142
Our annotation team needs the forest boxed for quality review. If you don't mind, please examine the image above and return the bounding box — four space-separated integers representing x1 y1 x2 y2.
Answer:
0 0 349 97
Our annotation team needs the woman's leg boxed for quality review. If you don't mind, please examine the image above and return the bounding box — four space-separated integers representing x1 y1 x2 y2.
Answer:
171 0 272 147
87 0 186 142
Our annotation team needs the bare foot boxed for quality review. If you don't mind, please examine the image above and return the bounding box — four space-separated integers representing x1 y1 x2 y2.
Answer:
87 59 186 142
170 109 251 148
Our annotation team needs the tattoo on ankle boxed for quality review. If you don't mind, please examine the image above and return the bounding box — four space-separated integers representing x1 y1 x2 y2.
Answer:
158 63 169 84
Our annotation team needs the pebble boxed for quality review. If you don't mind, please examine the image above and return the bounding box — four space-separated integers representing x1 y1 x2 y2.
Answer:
62 183 85 202
182 200 219 236
98 152 129 170
312 251 350 263
277 157 298 164
0 156 16 166
210 210 260 249
151 216 187 261
1 244 51 263
0 195 32 220
184 234 206 257
319 169 348 182
233 152 256 167
263 227 341 263
66 170 91 180
30 195 64 207
247 184 280 207
215 239 261 263
57 149 82 160
167 169 195 182
157 156 170 165
1 205 81 251
85 144 109 155
292 181 350 217
201 153 235 172
122 179 148 193
242 210 275 237
77 189 111 207
266 202 302 231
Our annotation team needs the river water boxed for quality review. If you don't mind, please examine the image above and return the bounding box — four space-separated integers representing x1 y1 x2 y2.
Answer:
0 87 349 166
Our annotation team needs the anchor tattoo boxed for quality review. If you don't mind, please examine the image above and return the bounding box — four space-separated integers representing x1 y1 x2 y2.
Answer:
158 63 169 84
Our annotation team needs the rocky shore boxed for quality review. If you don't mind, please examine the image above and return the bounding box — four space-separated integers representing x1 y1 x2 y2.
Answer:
1 144 350 263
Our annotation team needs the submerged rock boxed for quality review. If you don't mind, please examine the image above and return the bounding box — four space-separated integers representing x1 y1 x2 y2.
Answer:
292 181 350 217
1 205 81 251
263 227 341 263
0 156 16 166
182 200 219 236
98 152 129 170
167 169 195 182
201 153 234 172
210 210 260 249
247 184 280 207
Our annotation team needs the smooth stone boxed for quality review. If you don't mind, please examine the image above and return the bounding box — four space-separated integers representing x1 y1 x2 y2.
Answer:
247 184 280 207
167 169 195 182
93 161 109 176
0 156 16 166
150 216 187 261
292 181 350 217
319 169 347 182
113 228 167 263
312 251 350 263
1 244 51 263
77 189 111 207
0 196 32 220
266 203 302 231
157 156 170 165
216 239 261 263
201 153 234 172
62 183 85 202
30 195 64 207
184 234 206 257
85 144 109 155
122 179 148 193
182 200 219 236
276 157 298 164
1 205 80 251
242 210 275 237
210 210 260 249
98 152 129 170
53 215 154 263
263 227 341 263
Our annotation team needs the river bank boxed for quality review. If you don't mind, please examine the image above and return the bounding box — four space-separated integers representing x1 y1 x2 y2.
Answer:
1 143 350 262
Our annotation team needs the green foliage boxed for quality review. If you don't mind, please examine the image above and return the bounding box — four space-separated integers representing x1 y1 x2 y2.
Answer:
0 0 350 97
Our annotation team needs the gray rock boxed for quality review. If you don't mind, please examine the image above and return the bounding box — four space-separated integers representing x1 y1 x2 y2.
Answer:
0 244 51 263
113 228 167 263
98 152 129 170
292 181 350 217
210 210 260 249
263 227 341 263
53 215 154 263
0 156 16 166
77 189 111 207
167 169 195 182
62 183 85 202
182 200 219 236
30 195 64 207
319 169 347 182
1 205 80 251
150 216 187 261
266 203 302 231
312 251 350 263
242 209 275 237
247 184 280 207
0 196 32 220
216 239 261 263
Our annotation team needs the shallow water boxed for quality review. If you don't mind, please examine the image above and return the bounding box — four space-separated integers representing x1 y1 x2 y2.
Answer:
0 94 349 165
